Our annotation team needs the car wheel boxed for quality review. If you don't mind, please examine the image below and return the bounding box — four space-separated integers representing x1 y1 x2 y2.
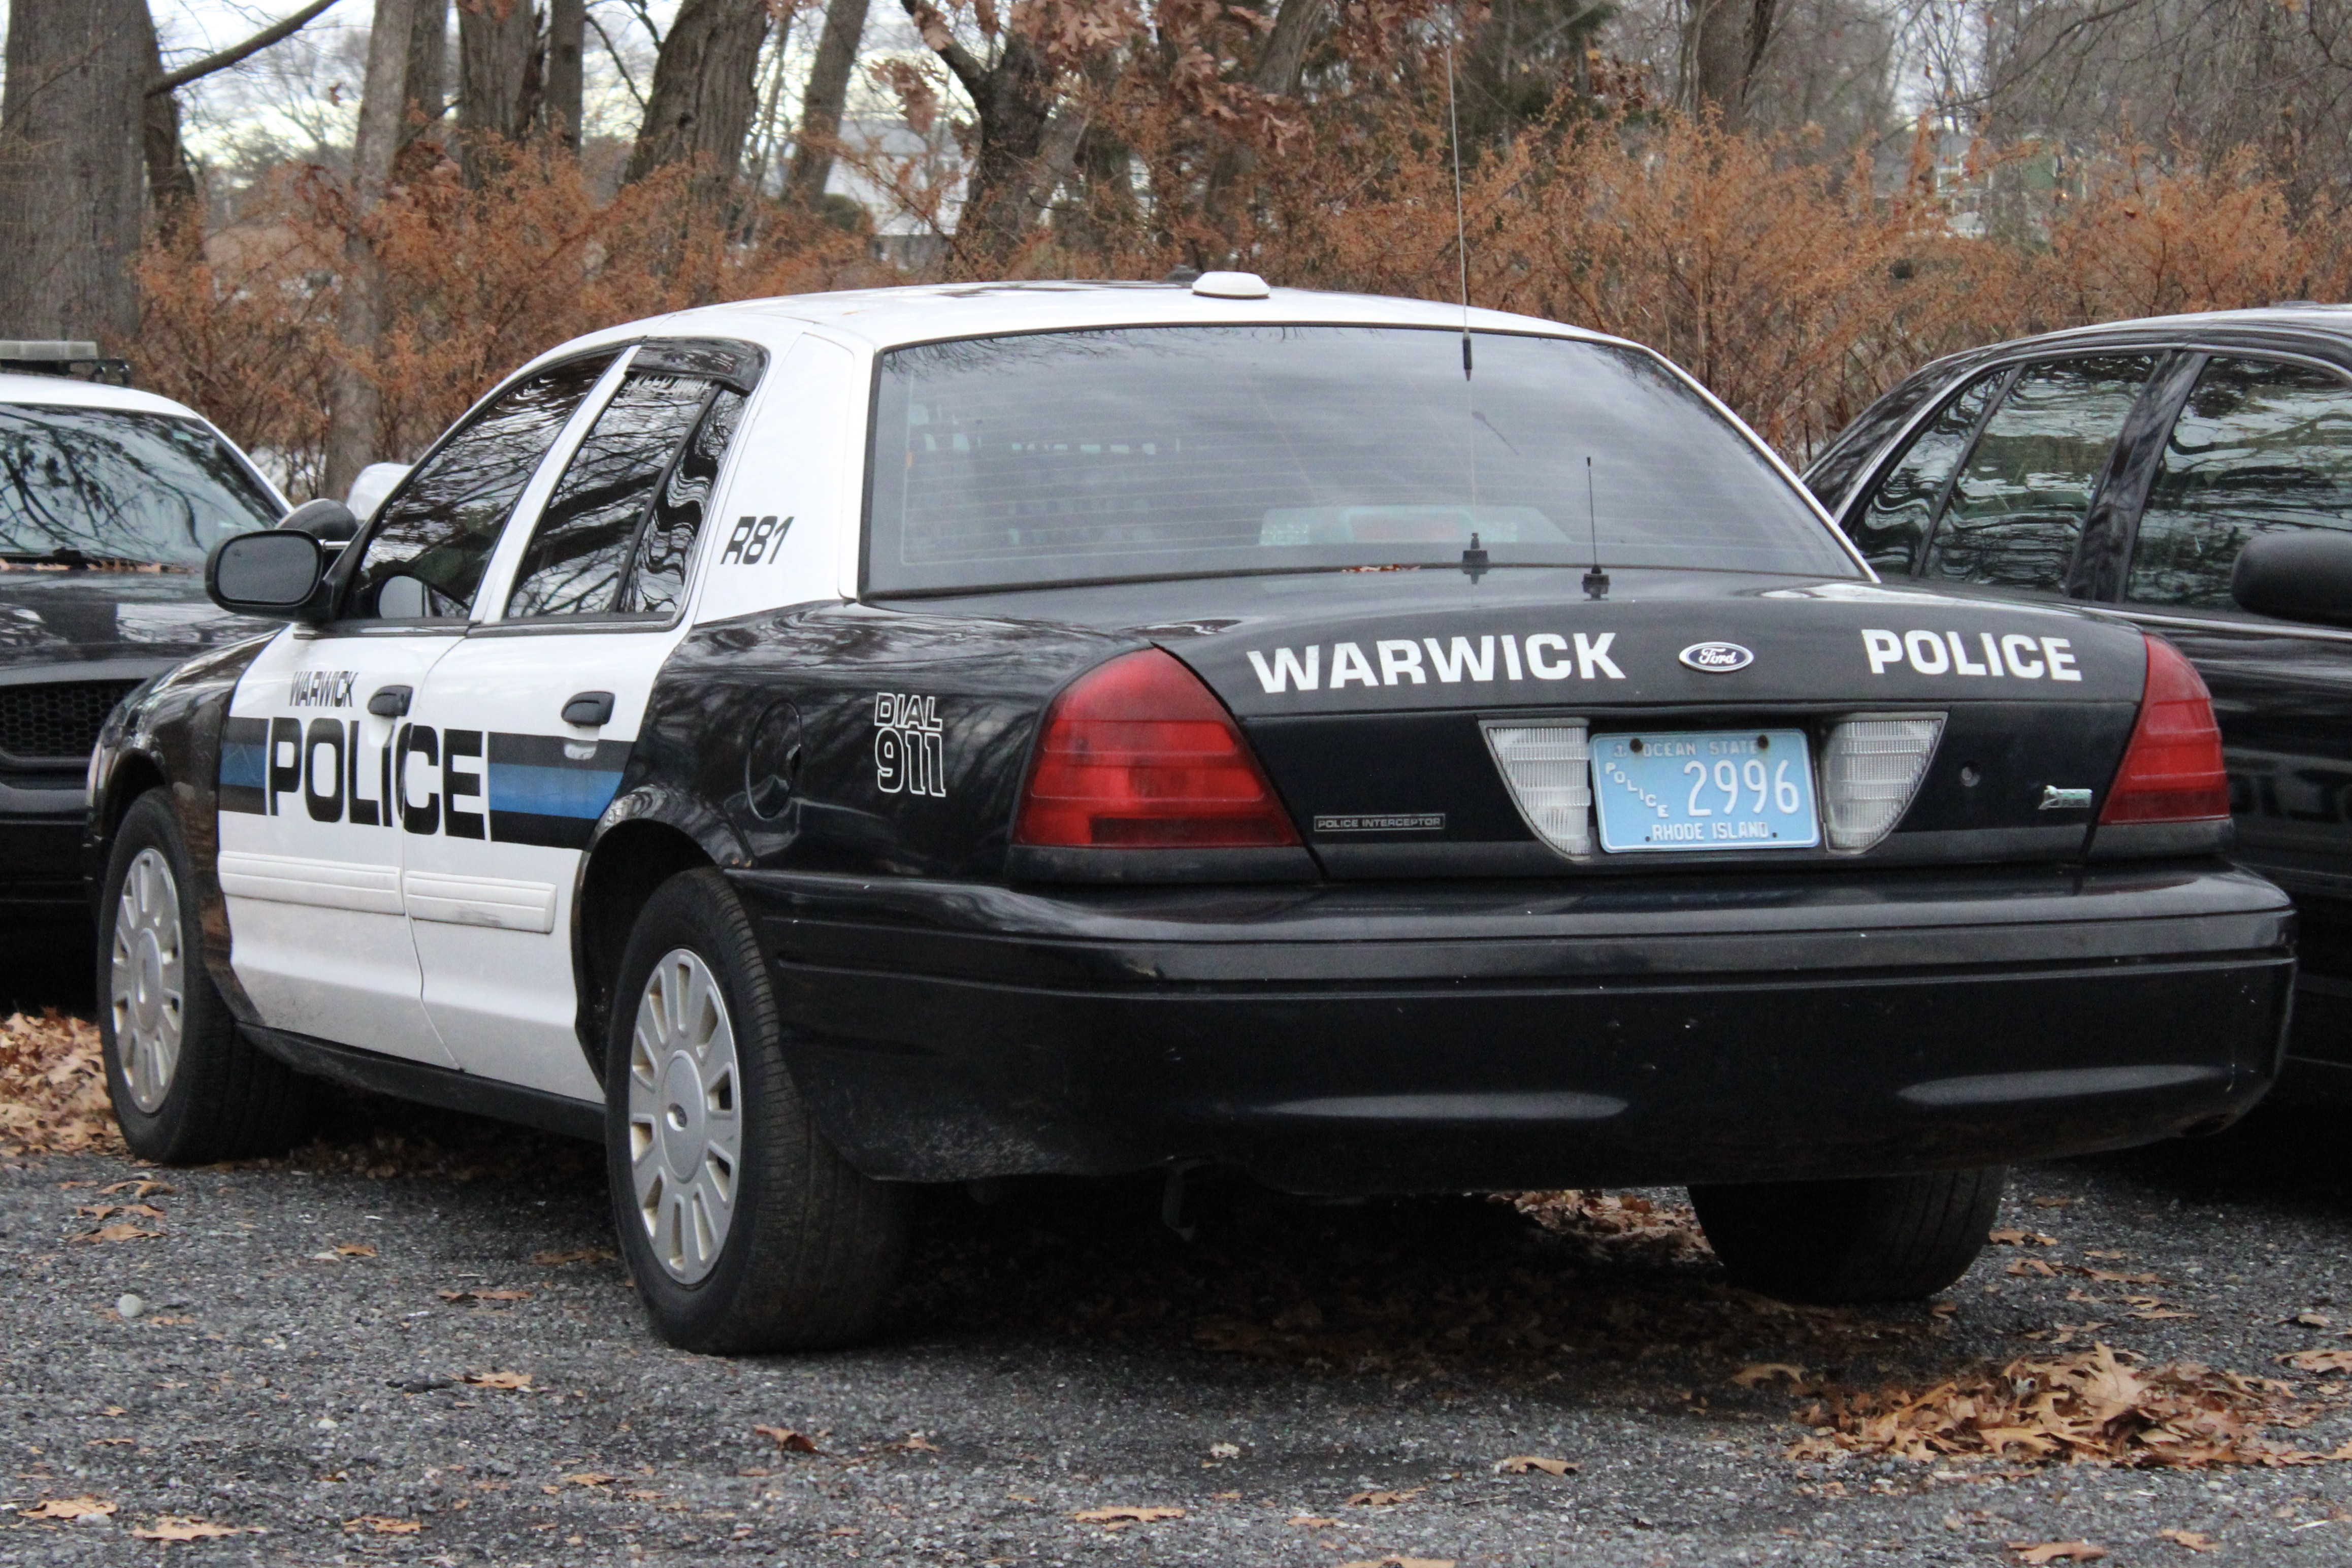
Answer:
605 867 905 1353
1687 1166 2006 1304
97 789 310 1162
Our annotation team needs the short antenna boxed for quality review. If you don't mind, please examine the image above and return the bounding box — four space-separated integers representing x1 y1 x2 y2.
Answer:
1582 455 1609 601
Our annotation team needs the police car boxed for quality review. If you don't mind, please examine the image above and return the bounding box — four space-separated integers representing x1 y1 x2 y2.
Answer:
88 279 2293 1353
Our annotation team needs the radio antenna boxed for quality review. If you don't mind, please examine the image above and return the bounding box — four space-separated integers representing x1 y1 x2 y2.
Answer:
1582 455 1610 601
1446 43 1471 381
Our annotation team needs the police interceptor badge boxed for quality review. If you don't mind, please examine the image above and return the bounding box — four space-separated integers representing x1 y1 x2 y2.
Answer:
1679 641 1754 673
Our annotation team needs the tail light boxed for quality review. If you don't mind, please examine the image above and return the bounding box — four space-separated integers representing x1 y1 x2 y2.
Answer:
1015 649 1300 848
2100 634 2229 825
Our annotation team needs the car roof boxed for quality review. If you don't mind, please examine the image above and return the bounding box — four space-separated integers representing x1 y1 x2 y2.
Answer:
1907 304 2352 386
0 372 217 421
526 280 1614 369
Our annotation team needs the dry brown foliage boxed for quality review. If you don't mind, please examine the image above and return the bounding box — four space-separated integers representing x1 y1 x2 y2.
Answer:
1789 1342 2349 1468
0 1010 121 1158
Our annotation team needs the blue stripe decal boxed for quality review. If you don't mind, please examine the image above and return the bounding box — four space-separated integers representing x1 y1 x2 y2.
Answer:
219 741 266 790
486 762 624 821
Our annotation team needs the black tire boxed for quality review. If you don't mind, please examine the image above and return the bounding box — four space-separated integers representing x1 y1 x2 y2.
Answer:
604 868 905 1353
1688 1166 2007 1304
96 789 309 1162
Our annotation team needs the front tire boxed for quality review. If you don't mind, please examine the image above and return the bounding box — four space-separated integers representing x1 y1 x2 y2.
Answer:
605 868 904 1353
1688 1166 2006 1304
97 790 309 1162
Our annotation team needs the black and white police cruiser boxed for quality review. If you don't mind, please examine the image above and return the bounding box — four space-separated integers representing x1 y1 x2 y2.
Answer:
87 277 2294 1352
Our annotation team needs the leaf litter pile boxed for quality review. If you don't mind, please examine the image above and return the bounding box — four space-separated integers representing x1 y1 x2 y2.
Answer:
0 1010 120 1158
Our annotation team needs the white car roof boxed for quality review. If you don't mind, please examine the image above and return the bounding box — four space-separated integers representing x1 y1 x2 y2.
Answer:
522 281 1613 371
0 372 216 420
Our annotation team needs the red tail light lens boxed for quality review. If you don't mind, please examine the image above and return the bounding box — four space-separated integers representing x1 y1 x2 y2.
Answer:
2101 634 2230 825
1016 649 1300 848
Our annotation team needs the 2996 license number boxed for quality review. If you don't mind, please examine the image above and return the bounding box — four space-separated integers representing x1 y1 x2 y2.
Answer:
1591 729 1820 853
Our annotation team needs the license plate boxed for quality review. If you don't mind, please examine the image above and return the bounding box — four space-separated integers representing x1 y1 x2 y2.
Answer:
1591 729 1820 853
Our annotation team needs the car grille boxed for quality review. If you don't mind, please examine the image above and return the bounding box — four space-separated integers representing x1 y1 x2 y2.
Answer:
0 679 141 766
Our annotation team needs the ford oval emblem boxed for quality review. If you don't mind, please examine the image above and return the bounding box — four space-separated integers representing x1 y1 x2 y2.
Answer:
1679 641 1754 673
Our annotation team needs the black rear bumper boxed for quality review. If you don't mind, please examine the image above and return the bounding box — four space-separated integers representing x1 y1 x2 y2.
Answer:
732 862 2296 1194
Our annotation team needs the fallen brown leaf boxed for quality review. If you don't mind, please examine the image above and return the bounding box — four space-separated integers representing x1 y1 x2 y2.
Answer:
2030 1197 2076 1208
2283 1349 2352 1373
98 1179 172 1197
1495 1455 1578 1475
437 1289 530 1304
1347 1488 1424 1506
1289 1514 1342 1527
562 1473 612 1487
2008 1544 2106 1564
2130 1307 2198 1321
2294 1313 2333 1328
22 1496 116 1520
130 1517 246 1541
753 1424 821 1453
1072 1506 1184 1523
0 1010 119 1158
461 1370 533 1391
1731 1362 1807 1389
1338 1558 1455 1568
2083 1270 2163 1285
1989 1230 2061 1247
343 1515 421 1534
2008 1259 2060 1278
530 1247 617 1266
886 1431 940 1453
2159 1529 2219 1552
333 1243 377 1258
73 1223 161 1243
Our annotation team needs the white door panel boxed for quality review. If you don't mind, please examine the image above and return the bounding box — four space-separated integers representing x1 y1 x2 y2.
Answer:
219 627 458 1066
402 868 559 933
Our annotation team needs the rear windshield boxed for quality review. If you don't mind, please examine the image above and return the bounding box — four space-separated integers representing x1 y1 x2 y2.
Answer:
866 325 1856 595
0 405 280 568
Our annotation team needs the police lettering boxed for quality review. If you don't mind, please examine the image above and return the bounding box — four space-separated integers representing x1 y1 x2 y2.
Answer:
873 692 946 799
288 669 358 708
720 514 794 565
1245 632 1624 695
1860 629 2081 681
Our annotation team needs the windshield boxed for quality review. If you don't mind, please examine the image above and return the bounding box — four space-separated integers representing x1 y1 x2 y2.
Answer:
0 405 280 567
866 325 1856 595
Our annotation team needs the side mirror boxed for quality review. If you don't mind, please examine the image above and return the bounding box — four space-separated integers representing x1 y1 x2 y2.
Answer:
206 530 329 620
2232 530 2352 629
279 497 358 543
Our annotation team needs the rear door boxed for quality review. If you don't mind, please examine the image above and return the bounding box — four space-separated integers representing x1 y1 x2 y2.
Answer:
219 353 617 1062
399 343 758 1097
2104 351 2352 1061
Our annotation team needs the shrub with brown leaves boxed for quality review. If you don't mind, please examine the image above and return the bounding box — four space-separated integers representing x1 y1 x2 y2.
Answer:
0 1010 121 1158
1789 1342 2350 1468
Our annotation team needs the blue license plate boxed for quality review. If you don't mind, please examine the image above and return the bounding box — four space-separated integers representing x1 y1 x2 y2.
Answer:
1591 729 1820 853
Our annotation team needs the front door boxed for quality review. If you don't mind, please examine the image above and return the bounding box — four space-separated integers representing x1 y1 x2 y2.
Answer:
218 351 620 1062
402 353 753 1097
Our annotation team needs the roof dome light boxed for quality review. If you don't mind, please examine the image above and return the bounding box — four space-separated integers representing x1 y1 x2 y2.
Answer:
1191 270 1270 300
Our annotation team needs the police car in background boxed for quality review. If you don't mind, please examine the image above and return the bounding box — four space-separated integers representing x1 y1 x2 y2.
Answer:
88 280 2294 1354
0 343 284 917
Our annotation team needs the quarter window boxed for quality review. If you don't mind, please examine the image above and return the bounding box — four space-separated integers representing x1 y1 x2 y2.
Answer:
1922 355 2155 593
504 373 722 619
349 353 616 620
2128 356 2352 611
1848 372 2000 575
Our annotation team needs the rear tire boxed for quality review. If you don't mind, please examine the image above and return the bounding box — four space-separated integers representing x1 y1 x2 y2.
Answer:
97 789 310 1162
605 868 904 1353
1689 1166 2006 1303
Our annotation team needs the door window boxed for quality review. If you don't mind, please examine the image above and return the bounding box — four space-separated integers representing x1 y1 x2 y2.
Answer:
1848 372 2001 575
2128 356 2352 610
503 375 741 619
1922 355 2155 593
346 352 617 620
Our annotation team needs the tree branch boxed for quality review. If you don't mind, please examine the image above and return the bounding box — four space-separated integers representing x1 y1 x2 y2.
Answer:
586 9 648 110
148 0 341 95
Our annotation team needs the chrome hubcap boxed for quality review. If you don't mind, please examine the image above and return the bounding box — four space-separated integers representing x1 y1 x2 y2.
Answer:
627 949 742 1284
110 847 184 1114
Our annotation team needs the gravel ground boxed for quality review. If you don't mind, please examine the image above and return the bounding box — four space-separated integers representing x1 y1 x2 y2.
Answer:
7 945 2352 1566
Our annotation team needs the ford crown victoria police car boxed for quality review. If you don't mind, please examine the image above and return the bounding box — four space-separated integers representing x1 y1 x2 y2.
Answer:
87 280 2294 1353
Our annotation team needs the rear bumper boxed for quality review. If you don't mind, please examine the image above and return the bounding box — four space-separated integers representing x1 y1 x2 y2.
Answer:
732 861 2296 1194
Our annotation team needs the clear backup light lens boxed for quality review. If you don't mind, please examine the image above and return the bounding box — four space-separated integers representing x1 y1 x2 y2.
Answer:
1821 714 1945 853
1483 722 1593 857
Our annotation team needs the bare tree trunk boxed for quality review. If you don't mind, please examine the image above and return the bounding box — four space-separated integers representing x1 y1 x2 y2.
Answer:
626 0 772 206
901 1 1057 260
137 8 201 240
458 0 541 183
1199 0 1325 250
0 0 149 343
785 0 873 207
542 0 584 148
408 0 451 145
325 0 425 501
1685 0 1777 125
